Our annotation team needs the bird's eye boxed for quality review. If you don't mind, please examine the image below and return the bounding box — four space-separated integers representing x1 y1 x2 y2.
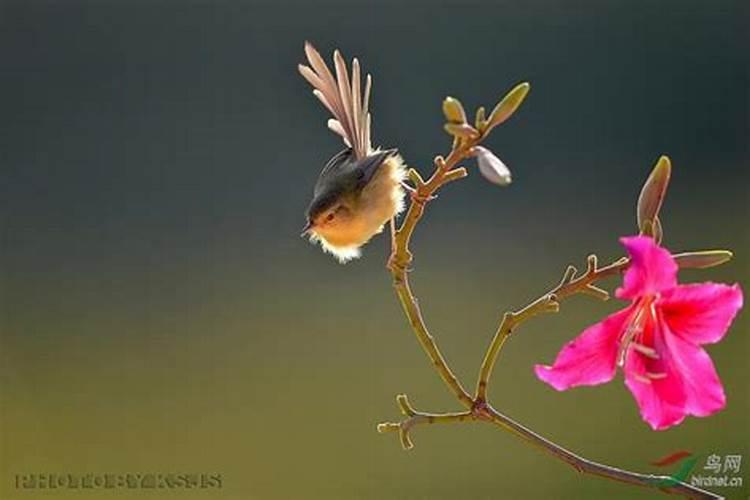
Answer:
326 212 335 222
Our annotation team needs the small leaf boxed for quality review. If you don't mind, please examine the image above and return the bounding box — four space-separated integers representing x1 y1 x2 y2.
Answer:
474 146 512 186
638 156 671 234
674 250 733 269
442 97 467 123
486 82 530 132
444 122 480 139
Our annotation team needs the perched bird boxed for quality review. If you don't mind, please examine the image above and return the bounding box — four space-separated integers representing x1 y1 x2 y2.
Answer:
298 42 406 263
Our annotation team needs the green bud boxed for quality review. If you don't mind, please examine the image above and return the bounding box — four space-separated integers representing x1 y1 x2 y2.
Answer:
442 96 467 124
486 82 530 132
674 250 733 269
638 156 671 235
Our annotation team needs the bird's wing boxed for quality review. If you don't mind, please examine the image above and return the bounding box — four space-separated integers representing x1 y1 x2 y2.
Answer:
298 42 372 159
355 148 398 187
315 148 398 198
314 148 353 197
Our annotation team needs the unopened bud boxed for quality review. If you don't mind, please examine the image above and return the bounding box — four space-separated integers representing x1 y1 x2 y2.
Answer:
486 82 530 132
637 156 671 235
442 96 467 124
474 146 512 186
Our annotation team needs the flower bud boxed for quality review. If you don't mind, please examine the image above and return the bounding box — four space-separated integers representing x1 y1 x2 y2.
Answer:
486 82 530 132
637 156 671 235
474 146 512 186
442 96 467 124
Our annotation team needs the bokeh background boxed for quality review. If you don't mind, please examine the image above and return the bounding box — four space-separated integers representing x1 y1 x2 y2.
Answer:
1 1 747 499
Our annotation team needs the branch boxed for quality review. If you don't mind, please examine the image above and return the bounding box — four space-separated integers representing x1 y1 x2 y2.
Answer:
379 92 721 499
376 395 473 450
387 147 477 408
481 403 719 499
475 254 629 401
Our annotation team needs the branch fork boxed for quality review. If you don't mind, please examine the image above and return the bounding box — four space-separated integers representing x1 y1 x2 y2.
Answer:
377 395 474 450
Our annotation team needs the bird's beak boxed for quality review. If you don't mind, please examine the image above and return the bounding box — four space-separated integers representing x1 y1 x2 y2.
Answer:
300 220 313 237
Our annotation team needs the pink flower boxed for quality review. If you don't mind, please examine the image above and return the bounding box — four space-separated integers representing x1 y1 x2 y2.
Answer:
535 236 743 430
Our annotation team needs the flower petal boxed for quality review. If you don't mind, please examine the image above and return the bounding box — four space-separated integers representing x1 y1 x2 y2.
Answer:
624 318 687 430
625 355 686 430
616 236 677 299
662 322 726 418
659 283 743 345
535 305 633 391
623 307 727 430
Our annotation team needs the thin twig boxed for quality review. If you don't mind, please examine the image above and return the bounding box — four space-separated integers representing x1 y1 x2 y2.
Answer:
377 395 474 450
475 254 629 401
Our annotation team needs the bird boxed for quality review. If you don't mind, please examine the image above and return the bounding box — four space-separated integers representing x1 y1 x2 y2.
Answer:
298 42 407 263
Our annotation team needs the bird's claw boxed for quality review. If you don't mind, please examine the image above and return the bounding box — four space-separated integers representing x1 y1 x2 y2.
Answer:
401 182 436 204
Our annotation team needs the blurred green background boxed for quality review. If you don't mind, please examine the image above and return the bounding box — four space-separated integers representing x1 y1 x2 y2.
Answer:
1 1 747 499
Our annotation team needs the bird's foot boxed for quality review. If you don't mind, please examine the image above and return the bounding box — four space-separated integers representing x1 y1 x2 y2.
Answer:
401 182 436 205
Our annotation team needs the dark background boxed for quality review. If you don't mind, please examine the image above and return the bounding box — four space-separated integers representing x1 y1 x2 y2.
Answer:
1 1 747 498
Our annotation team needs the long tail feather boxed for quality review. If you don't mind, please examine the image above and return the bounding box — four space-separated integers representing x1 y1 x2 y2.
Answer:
299 42 373 159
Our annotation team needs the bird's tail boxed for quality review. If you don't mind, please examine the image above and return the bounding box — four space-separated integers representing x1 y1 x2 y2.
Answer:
298 42 372 160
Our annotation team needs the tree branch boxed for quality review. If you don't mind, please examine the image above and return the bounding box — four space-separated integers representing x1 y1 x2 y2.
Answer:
481 403 719 499
475 254 629 401
378 92 721 499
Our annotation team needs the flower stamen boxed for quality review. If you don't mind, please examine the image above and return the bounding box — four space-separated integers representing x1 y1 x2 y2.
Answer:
617 310 645 367
631 342 659 359
617 326 641 367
